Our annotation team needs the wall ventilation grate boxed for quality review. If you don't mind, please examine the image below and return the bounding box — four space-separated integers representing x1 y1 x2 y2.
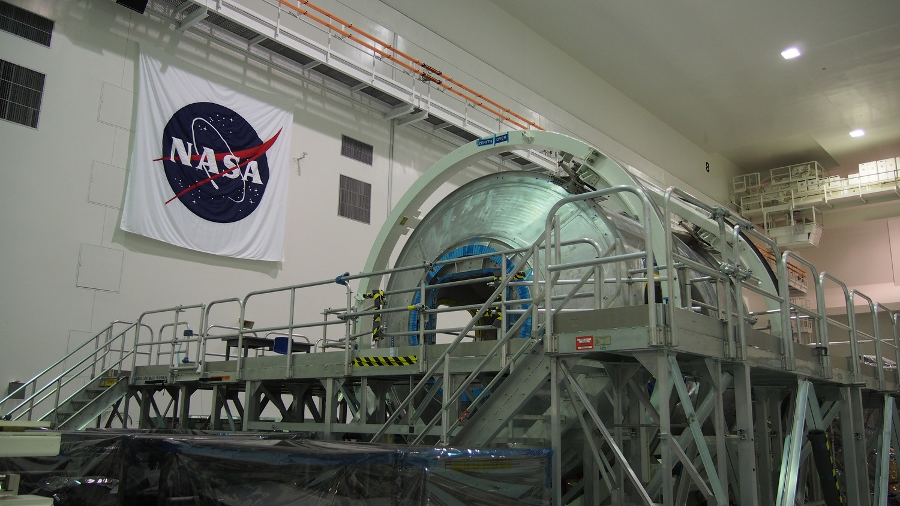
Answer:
0 59 45 128
341 135 374 166
338 175 371 224
0 1 53 46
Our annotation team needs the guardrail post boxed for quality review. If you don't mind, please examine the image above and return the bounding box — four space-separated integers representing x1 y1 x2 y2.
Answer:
286 288 295 378
847 292 863 385
344 282 353 376
417 265 428 373
777 253 795 370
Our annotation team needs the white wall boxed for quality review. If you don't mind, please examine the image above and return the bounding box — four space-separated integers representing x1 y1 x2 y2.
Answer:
798 217 900 312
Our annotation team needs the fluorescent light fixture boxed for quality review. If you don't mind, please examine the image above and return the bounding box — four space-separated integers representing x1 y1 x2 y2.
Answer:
849 129 865 137
781 47 801 59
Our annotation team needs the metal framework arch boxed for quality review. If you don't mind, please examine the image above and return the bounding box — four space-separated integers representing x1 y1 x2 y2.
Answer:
359 130 671 304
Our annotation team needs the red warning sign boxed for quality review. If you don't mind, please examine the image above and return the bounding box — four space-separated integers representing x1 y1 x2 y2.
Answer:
575 335 594 351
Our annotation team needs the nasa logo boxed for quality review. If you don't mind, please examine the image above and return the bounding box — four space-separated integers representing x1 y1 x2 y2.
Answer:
154 102 281 223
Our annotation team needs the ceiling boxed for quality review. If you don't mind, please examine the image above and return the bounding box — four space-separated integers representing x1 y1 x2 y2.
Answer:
487 0 900 174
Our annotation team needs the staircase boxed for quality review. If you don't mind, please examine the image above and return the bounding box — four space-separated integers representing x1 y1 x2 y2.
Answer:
46 372 130 429
451 344 551 446
1 321 141 428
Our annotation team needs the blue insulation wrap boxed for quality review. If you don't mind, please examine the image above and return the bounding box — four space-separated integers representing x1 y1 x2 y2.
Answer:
408 244 532 345
0 429 551 505
428 378 489 402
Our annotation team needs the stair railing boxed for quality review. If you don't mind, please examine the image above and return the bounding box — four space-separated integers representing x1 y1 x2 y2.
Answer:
131 305 206 373
369 245 539 442
0 321 151 422
413 237 616 444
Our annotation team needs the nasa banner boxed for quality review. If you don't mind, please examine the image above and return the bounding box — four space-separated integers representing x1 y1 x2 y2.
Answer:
121 45 292 261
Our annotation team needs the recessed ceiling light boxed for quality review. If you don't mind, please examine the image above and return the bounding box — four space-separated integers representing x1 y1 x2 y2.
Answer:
781 47 801 59
849 129 865 137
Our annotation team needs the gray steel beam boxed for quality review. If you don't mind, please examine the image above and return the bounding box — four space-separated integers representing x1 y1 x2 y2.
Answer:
384 104 415 120
669 356 726 505
840 385 871 506
874 395 894 506
776 379 810 506
754 388 775 504
561 362 654 506
177 6 208 32
550 358 562 506
395 110 429 126
731 363 759 505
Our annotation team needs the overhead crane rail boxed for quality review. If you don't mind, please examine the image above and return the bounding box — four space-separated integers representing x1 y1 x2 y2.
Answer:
274 0 544 131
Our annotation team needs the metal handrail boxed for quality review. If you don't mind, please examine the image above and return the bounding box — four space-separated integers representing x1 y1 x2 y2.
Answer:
239 278 346 379
131 305 206 376
819 273 859 381
1 321 128 409
663 187 767 357
544 185 656 345
875 303 900 386
264 331 312 345
850 290 883 388
778 251 821 371
201 298 243 374
40 348 135 424
1 320 149 421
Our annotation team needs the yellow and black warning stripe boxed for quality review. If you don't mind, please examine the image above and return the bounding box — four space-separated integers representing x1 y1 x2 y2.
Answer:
364 290 386 342
353 356 418 367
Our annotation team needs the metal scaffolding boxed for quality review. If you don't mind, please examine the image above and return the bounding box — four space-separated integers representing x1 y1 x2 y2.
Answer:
3 132 900 505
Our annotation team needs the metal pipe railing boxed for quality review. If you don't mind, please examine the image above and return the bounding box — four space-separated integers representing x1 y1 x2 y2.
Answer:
778 251 824 371
1 321 149 422
819 273 859 381
132 305 205 377
850 290 883 388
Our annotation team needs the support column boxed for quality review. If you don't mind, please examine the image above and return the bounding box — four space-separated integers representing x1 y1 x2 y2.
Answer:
874 395 895 506
732 363 759 505
776 379 810 506
177 385 193 429
550 357 562 506
705 359 729 501
244 381 261 429
324 378 337 440
641 351 674 506
139 389 153 429
840 385 870 506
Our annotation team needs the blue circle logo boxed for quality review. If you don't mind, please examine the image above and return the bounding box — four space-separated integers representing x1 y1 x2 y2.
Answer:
157 102 280 223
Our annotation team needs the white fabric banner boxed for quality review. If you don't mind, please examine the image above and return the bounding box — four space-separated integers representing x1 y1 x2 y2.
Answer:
121 45 292 261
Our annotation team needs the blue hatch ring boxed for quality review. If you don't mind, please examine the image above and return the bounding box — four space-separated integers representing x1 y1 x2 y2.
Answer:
408 244 531 345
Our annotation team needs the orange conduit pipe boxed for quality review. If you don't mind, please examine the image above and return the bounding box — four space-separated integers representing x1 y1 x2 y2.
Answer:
275 0 544 131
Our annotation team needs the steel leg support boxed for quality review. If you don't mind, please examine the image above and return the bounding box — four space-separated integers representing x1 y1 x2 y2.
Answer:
776 378 810 506
840 385 871 506
732 363 759 505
